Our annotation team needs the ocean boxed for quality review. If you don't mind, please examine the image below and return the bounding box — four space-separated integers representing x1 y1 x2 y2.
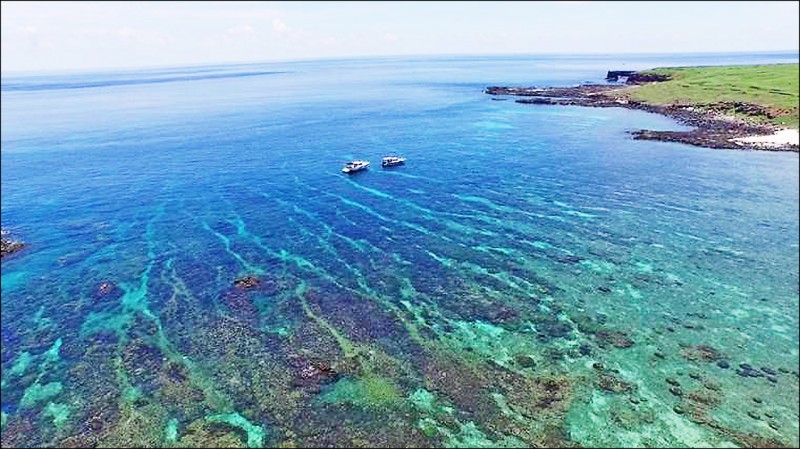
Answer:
1 52 798 448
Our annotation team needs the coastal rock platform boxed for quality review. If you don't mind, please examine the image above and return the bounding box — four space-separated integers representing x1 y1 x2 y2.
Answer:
485 81 799 152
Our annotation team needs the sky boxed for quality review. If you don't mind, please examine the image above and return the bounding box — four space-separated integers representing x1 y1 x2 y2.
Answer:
1 1 798 73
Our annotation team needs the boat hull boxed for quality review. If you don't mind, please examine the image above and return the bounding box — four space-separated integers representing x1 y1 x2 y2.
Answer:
342 162 370 173
381 158 406 167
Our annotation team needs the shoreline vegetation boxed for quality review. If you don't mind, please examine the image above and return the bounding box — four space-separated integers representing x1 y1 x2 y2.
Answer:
486 63 799 152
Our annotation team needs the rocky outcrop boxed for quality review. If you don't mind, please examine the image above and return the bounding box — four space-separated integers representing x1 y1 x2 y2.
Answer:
605 70 670 83
1 228 25 259
606 70 636 81
233 275 261 290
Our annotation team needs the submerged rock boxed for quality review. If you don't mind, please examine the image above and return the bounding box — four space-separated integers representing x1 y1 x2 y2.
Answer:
680 344 724 362
761 367 777 376
535 315 574 341
610 403 655 429
686 388 721 407
176 418 249 448
545 347 565 361
556 254 585 265
121 339 164 396
598 373 635 394
233 275 261 290
595 330 634 349
515 354 537 369
222 290 259 323
736 364 765 378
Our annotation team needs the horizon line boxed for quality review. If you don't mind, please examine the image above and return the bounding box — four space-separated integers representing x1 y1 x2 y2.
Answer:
2 49 798 78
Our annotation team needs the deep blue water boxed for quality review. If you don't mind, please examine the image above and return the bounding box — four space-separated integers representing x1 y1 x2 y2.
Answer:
1 52 798 448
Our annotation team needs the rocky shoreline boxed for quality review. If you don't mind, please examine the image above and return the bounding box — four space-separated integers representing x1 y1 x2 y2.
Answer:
485 77 799 152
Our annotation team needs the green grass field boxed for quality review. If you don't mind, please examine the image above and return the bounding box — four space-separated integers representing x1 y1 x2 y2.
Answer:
622 63 799 128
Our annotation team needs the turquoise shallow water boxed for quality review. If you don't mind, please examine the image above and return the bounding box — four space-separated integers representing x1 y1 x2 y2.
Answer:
1 53 798 448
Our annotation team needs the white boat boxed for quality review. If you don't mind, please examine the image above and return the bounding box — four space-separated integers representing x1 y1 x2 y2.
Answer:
381 156 406 167
342 160 370 173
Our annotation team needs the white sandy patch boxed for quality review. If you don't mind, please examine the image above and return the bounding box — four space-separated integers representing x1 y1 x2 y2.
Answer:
732 129 799 147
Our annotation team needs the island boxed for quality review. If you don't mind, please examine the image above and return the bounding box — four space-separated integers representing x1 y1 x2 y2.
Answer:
486 63 799 152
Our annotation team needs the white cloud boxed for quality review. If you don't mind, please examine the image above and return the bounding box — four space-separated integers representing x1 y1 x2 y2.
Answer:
272 18 289 34
227 24 255 36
